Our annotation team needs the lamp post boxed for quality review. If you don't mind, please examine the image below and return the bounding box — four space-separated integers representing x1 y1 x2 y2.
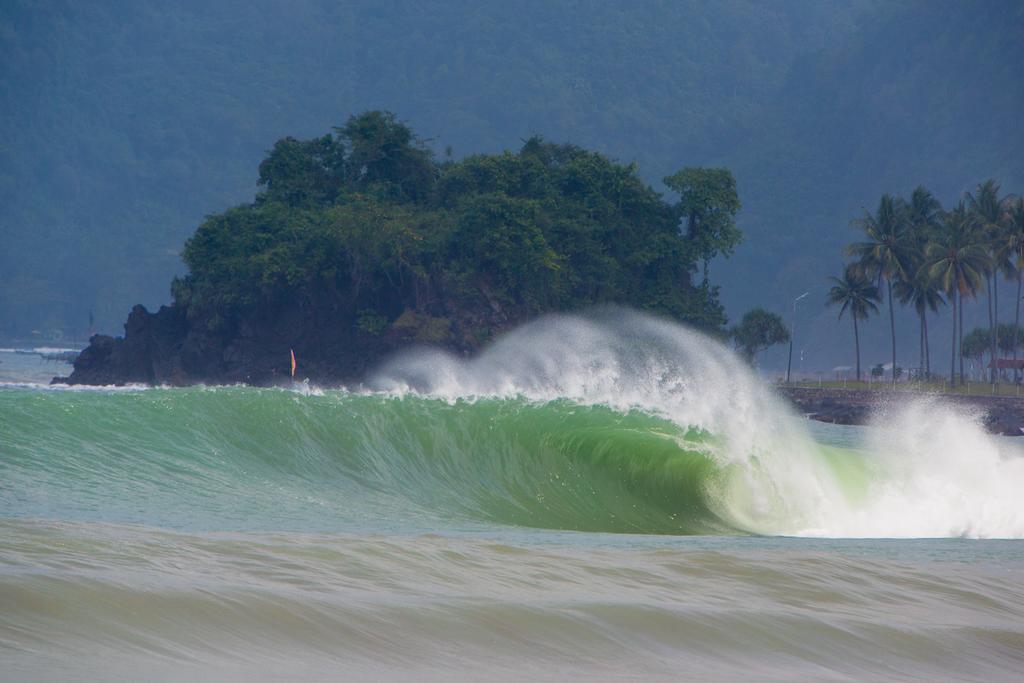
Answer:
786 291 809 384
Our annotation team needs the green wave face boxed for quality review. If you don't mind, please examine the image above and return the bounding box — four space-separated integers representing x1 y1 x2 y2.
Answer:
2 387 781 535
356 396 738 535
5 311 1022 539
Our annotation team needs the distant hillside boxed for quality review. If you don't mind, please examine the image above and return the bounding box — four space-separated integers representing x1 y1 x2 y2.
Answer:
1 0 1021 371
63 113 736 385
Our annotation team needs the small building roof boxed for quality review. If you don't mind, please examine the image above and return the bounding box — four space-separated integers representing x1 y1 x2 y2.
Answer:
987 358 1024 369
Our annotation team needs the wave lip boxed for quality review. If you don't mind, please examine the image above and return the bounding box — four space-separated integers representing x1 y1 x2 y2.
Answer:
3 308 1024 539
370 308 1024 539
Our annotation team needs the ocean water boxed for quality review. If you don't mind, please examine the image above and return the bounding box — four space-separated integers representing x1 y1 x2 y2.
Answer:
0 345 82 385
2 312 1023 681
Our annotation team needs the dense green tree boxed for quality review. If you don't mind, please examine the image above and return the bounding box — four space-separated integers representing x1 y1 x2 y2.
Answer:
996 323 1022 354
662 168 741 285
338 111 437 203
448 193 562 312
257 135 344 207
961 326 990 378
958 327 991 382
730 308 790 364
826 265 880 381
168 112 735 367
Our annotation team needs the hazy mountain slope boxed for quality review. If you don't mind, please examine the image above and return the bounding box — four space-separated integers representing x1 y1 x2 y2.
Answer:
0 0 859 335
1 0 1020 374
742 0 1023 372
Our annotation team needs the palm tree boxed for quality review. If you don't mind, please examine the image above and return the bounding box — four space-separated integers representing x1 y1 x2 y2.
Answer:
847 194 910 386
1000 198 1024 363
905 186 943 245
901 186 943 378
925 202 986 386
967 179 1008 384
894 268 945 379
826 265 881 381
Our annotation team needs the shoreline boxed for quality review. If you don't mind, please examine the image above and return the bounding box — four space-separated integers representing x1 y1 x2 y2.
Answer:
779 386 1024 435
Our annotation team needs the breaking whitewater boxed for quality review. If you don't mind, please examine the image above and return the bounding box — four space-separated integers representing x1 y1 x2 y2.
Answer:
3 310 1023 681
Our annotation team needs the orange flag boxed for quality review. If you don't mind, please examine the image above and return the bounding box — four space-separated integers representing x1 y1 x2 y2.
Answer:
290 349 297 378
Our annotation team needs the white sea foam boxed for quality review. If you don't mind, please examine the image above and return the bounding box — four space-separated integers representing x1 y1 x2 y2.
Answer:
0 381 150 392
371 308 1024 539
0 346 81 354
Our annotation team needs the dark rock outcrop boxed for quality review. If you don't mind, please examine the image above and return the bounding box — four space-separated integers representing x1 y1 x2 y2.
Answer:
780 386 1024 436
57 303 324 386
55 305 189 385
55 293 512 387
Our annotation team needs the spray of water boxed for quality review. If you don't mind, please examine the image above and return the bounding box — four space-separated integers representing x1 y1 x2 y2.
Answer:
370 308 1024 538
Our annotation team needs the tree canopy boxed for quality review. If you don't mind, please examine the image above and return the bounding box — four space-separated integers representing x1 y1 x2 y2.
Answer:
168 111 736 363
730 307 790 363
663 167 741 283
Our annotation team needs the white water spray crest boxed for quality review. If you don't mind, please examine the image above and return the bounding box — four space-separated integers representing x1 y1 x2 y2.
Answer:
371 309 798 457
369 308 841 532
371 308 1024 539
844 399 1024 538
0 381 151 392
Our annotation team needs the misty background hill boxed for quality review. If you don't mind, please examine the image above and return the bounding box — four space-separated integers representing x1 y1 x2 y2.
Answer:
2 0 1021 372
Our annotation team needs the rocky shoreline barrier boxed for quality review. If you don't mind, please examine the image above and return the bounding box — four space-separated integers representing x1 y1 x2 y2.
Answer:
779 386 1024 436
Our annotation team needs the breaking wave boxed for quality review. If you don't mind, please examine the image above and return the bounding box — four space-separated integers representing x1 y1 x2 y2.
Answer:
3 309 1023 538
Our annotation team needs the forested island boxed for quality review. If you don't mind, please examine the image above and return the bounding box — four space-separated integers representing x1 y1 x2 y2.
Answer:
62 111 748 386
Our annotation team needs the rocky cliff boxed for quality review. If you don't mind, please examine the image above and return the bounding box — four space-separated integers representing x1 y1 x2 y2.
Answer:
55 297 511 387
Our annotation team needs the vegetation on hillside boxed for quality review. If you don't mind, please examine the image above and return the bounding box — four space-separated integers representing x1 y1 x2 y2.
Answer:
167 111 741 357
729 308 790 364
1 0 1020 358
